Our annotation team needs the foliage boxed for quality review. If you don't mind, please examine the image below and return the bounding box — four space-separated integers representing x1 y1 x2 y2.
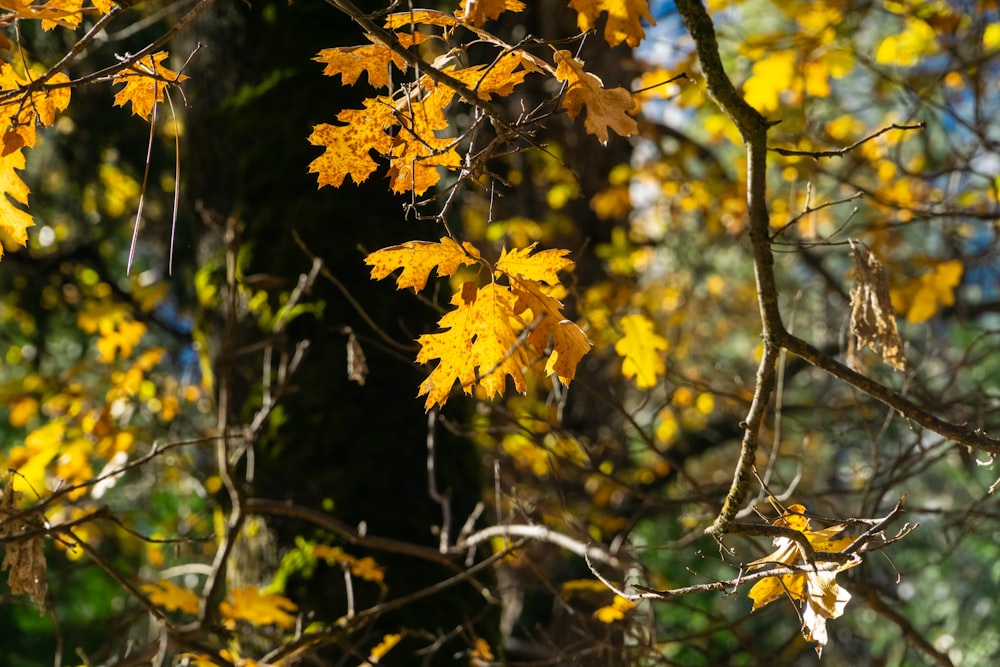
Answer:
0 0 999 665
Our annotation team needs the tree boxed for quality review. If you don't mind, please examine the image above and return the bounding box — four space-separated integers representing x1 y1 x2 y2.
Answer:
1 0 999 665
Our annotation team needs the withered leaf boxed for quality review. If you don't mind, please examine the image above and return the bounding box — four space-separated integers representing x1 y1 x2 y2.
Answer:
849 241 906 371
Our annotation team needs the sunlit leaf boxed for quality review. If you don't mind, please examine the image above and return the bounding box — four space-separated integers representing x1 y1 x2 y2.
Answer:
219 587 298 628
554 50 638 144
112 52 188 120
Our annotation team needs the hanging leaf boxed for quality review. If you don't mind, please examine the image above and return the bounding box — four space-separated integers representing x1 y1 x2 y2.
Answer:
553 50 638 144
112 51 188 121
848 242 906 371
747 504 859 657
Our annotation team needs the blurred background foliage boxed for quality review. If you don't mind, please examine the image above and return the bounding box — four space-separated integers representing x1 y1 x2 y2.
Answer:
0 0 998 665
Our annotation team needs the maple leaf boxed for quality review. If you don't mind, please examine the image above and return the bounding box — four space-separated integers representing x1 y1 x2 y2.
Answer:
746 504 859 656
112 52 189 120
141 579 200 614
614 313 668 388
509 277 592 384
384 8 462 30
554 50 638 145
0 150 33 259
568 0 654 47
219 587 298 628
0 65 72 151
365 237 482 291
458 0 525 26
387 79 463 194
417 282 530 409
309 96 397 188
449 51 531 101
314 32 425 89
495 244 573 285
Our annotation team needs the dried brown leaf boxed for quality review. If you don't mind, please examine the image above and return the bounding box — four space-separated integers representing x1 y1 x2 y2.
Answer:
849 241 906 371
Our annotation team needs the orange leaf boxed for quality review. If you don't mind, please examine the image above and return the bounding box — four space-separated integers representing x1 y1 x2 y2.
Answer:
553 50 637 144
365 237 481 291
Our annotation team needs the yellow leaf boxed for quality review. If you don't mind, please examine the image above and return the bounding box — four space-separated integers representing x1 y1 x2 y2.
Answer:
219 587 298 628
985 23 1000 50
495 244 573 285
0 150 34 259
8 397 39 428
904 260 963 324
554 50 638 144
875 18 938 66
568 0 655 47
743 50 796 113
309 96 397 188
365 237 482 291
141 580 200 614
368 633 402 663
510 277 592 384
112 52 188 120
593 595 635 623
458 0 525 25
314 33 424 89
614 314 668 388
448 51 530 101
96 319 147 363
384 9 462 29
386 79 463 194
416 282 530 409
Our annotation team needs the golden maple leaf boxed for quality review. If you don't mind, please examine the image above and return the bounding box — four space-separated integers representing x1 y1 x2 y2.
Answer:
509 277 592 384
417 282 530 409
112 52 188 120
553 50 638 145
746 504 859 656
314 32 425 89
568 0 655 47
309 96 397 188
365 237 481 291
448 51 531 101
495 244 573 284
614 313 668 388
387 79 463 194
0 151 34 259
458 0 526 26
141 579 200 614
368 238 591 408
219 587 298 629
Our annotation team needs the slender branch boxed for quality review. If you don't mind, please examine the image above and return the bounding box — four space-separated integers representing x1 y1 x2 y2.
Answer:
780 333 1000 455
676 0 783 535
770 122 926 159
